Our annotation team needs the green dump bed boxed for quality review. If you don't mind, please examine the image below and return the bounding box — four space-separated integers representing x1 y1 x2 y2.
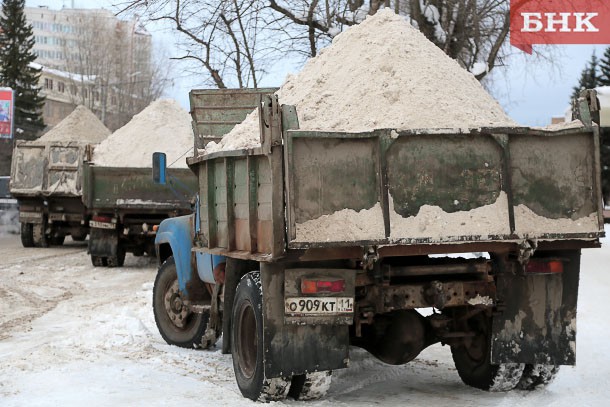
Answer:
10 141 93 198
82 164 197 213
188 92 604 261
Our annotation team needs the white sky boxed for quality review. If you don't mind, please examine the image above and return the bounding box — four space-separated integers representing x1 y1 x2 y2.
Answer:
24 0 607 126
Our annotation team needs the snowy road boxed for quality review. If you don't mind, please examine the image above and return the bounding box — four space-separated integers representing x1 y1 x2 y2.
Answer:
0 229 609 406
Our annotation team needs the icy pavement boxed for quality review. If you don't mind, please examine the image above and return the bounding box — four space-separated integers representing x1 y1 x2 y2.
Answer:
0 229 609 406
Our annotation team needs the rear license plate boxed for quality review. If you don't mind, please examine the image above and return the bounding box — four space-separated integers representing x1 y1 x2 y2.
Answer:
89 220 116 230
285 297 354 315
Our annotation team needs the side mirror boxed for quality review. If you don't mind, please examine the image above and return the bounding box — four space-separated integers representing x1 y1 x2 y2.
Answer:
152 152 166 185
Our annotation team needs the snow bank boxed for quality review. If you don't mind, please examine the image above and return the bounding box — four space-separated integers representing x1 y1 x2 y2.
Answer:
204 9 514 154
34 105 110 144
93 99 193 168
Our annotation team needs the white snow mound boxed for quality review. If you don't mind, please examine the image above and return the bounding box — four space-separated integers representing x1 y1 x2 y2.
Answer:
34 105 110 144
204 9 515 154
93 99 193 168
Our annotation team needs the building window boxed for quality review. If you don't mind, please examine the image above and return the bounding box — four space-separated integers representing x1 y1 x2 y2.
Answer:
70 85 77 95
44 78 53 90
58 82 65 93
83 89 88 99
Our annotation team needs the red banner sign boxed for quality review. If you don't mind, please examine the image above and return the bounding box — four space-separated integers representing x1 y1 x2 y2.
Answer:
511 0 610 54
0 88 14 139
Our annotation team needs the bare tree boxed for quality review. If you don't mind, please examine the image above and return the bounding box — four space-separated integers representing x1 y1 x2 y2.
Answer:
268 0 511 80
119 0 274 89
119 0 516 86
60 11 168 130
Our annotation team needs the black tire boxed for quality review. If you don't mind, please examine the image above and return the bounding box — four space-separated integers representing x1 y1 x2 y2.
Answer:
451 313 525 392
106 244 126 267
32 222 48 248
153 256 208 348
517 364 559 390
50 235 65 246
71 232 87 242
91 255 108 267
20 223 34 248
289 371 333 401
231 271 290 402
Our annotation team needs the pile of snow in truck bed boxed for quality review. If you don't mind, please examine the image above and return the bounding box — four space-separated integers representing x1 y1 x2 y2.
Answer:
203 9 515 154
93 99 193 168
34 105 110 144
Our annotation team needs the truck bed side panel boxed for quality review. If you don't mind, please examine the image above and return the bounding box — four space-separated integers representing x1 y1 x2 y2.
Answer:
83 165 197 212
10 144 46 194
195 127 602 260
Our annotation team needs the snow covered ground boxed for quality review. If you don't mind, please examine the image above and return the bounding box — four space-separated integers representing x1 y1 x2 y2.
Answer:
0 228 609 406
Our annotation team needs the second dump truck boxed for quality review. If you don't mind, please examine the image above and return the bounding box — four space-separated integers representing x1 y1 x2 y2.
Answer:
152 89 604 401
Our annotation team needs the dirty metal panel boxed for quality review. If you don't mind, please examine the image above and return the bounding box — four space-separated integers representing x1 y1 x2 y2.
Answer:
198 163 210 247
46 146 82 195
48 145 80 169
510 131 600 235
257 156 273 254
386 133 505 216
47 169 79 196
233 158 250 251
189 88 278 149
10 144 46 194
288 133 380 223
261 263 349 378
213 160 228 248
83 165 197 212
491 251 580 365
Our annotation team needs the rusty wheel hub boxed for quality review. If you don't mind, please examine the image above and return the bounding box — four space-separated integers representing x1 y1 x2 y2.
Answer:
164 280 190 329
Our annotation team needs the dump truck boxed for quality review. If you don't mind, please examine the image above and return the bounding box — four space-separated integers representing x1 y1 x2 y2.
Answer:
81 163 197 267
152 88 604 402
10 141 95 247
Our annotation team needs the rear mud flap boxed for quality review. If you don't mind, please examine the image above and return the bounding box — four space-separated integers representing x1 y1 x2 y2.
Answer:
260 263 349 378
89 228 119 257
491 251 580 365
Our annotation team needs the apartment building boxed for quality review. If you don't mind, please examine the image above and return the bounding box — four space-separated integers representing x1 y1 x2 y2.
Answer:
25 6 153 130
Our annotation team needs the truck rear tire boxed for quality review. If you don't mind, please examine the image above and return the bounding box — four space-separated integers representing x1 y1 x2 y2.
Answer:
517 364 559 390
153 256 208 348
106 243 126 267
231 271 290 402
20 223 34 247
91 256 108 267
451 313 525 391
50 235 65 246
289 371 333 400
32 222 48 248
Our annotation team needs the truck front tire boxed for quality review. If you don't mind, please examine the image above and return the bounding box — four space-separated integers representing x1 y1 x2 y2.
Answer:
231 271 290 402
153 256 208 348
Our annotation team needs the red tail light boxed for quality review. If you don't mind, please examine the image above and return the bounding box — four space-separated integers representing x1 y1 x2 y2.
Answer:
301 278 345 294
92 215 113 223
525 260 563 274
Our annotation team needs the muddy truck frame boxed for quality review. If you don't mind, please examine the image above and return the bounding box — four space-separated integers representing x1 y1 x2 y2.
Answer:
151 89 604 401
